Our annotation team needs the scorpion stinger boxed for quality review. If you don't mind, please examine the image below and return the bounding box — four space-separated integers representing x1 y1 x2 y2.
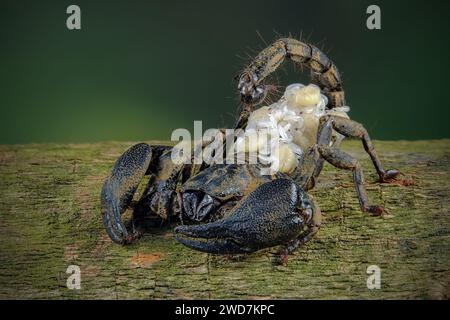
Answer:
235 38 345 130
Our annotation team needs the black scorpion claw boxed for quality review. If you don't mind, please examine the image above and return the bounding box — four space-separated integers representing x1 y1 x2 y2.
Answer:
102 181 129 244
175 179 310 254
101 143 152 244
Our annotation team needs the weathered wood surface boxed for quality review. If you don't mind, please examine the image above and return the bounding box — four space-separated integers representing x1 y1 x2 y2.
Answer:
0 139 449 299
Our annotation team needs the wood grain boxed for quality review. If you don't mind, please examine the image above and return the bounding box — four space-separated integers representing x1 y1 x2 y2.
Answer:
0 139 448 299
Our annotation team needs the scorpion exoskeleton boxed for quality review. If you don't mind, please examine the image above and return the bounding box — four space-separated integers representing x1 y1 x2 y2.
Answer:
101 38 401 260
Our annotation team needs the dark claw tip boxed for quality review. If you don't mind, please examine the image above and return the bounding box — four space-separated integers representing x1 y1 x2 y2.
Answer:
276 250 290 266
379 169 401 183
174 225 187 234
364 205 385 216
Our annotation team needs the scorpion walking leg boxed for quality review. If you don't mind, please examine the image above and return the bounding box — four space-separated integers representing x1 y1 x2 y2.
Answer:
321 115 400 182
317 116 397 215
279 197 322 262
101 143 154 244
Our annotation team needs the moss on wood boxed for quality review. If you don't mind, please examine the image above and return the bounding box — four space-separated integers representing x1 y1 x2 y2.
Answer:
0 139 449 299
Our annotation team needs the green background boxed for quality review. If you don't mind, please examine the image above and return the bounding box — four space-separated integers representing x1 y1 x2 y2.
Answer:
1 0 449 144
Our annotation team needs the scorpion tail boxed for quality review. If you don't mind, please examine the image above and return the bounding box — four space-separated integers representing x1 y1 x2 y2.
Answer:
238 37 345 109
101 143 153 244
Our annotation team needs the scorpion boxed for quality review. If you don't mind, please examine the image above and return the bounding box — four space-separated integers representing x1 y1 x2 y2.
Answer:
101 38 401 259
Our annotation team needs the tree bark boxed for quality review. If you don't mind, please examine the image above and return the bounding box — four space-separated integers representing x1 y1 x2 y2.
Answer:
0 139 448 299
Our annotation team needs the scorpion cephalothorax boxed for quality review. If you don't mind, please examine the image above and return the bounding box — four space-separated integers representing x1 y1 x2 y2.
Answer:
100 37 402 259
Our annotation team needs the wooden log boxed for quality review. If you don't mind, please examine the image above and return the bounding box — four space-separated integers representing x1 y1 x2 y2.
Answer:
0 139 449 299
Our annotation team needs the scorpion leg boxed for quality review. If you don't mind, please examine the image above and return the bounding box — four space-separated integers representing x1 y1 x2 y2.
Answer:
317 116 399 215
279 197 322 261
320 115 400 182
175 179 314 254
101 143 153 244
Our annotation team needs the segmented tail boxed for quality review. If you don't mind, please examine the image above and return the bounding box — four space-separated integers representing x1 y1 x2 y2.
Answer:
242 38 345 108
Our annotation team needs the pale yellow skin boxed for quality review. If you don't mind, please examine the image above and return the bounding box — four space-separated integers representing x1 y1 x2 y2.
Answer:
276 143 298 174
286 84 322 153
243 84 349 174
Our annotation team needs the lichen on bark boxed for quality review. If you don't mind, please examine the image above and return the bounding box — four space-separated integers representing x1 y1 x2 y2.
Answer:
0 139 449 299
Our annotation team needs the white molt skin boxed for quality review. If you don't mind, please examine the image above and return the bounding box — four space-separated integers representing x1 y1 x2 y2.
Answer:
240 83 350 174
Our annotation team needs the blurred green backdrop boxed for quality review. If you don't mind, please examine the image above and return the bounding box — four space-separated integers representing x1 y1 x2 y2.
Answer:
1 0 449 144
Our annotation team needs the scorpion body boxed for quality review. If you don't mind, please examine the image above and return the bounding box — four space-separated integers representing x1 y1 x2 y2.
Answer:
101 38 400 258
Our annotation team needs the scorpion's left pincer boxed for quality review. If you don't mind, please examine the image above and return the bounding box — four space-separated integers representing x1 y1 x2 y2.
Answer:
174 178 321 255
